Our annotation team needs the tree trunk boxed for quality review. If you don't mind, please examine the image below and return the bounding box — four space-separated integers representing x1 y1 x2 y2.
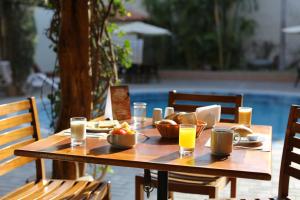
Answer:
52 0 91 179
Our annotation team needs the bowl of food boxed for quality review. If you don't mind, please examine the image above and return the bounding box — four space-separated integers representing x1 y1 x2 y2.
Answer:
155 119 207 139
107 122 137 149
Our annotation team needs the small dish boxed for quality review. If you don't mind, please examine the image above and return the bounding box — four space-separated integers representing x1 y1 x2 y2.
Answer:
236 135 264 146
107 132 137 149
247 134 259 141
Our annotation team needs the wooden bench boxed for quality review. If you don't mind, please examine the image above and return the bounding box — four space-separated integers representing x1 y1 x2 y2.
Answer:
0 97 111 200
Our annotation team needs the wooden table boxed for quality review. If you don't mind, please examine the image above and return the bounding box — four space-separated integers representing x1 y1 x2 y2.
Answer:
15 119 272 200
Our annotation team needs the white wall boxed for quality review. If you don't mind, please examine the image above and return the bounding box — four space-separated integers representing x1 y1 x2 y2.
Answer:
246 0 300 65
34 7 55 73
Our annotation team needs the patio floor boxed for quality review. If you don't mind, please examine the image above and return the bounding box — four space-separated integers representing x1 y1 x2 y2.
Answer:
0 79 299 199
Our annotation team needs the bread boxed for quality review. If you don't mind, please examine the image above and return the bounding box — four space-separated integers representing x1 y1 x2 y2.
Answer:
230 125 253 137
157 119 177 125
177 112 197 125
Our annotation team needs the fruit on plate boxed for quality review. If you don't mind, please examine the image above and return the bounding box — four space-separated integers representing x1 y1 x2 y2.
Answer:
111 122 136 135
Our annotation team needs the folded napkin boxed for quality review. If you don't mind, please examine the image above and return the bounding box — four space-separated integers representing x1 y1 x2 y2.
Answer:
196 105 221 128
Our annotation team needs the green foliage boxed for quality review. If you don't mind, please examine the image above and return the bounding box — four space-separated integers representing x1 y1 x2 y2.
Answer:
0 1 37 86
144 0 257 70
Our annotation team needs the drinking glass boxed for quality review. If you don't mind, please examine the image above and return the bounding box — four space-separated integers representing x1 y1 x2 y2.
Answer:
179 124 196 156
238 107 252 127
133 102 147 124
70 117 87 146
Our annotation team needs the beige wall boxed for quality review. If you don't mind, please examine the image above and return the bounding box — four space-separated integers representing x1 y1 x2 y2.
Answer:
246 0 300 65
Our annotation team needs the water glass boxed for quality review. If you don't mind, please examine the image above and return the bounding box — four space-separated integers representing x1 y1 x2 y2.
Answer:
133 102 147 124
238 107 252 127
179 124 196 156
70 117 87 146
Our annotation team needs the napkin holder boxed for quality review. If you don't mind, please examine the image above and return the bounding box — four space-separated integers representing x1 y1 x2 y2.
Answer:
196 105 221 128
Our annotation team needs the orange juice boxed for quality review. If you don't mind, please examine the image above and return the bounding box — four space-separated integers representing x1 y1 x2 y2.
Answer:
179 126 196 149
238 107 252 127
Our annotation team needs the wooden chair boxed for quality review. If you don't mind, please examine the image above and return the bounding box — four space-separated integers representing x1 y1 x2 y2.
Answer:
251 104 300 200
0 97 111 200
135 91 243 199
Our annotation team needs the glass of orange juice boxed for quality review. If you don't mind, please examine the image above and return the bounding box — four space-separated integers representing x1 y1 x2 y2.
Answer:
238 107 252 127
179 124 196 156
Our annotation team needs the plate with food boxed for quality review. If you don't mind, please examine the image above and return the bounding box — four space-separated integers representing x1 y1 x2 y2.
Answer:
86 120 120 133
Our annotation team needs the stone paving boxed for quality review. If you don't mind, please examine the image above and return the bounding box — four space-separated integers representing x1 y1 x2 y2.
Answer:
0 79 300 199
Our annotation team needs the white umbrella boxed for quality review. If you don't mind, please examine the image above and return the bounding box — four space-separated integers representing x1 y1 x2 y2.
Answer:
115 21 171 36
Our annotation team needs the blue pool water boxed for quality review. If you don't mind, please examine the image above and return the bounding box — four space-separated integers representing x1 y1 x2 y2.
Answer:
37 91 300 141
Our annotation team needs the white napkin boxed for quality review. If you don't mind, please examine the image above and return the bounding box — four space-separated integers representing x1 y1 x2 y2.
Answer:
196 105 221 128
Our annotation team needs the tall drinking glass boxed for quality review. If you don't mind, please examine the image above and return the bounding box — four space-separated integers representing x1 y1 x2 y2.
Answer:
238 107 252 127
179 124 196 156
70 117 87 146
133 102 147 124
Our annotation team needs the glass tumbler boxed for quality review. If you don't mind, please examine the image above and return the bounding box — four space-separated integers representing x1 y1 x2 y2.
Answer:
238 107 252 127
179 124 196 156
70 117 87 146
133 102 147 124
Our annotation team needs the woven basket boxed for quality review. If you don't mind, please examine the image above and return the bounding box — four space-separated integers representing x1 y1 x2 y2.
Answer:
155 121 207 139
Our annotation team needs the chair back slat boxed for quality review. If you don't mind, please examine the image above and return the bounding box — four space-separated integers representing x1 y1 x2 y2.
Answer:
221 119 235 123
292 122 300 133
0 97 45 181
287 166 300 180
0 100 31 117
168 90 242 123
0 113 33 132
278 105 300 198
289 152 300 165
292 137 300 149
171 93 240 103
0 126 34 146
0 139 35 160
0 156 36 176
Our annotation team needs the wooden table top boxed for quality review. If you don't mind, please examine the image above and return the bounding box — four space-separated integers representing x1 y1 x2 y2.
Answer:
15 119 272 180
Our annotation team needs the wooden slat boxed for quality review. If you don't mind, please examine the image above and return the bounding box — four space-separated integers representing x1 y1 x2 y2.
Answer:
76 181 101 200
39 180 75 200
4 180 49 200
0 156 36 176
221 107 236 115
28 97 45 181
0 113 33 132
60 181 89 199
173 105 236 115
295 108 300 119
0 139 35 160
292 122 300 134
288 166 300 180
291 137 300 149
89 182 110 200
221 119 235 123
289 152 300 164
0 126 34 146
173 93 241 103
173 104 197 112
23 180 64 200
0 181 35 200
0 100 30 117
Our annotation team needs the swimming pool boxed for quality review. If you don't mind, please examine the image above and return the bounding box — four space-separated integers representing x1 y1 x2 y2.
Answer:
37 91 300 141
